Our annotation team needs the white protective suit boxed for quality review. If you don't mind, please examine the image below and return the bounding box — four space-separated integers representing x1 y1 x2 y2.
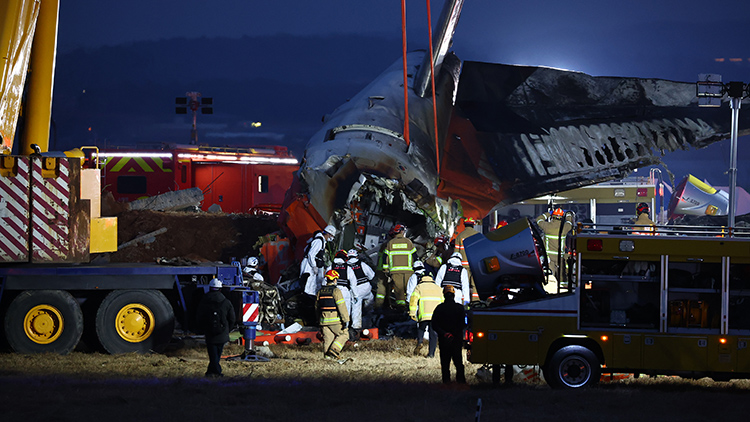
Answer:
326 257 353 317
347 256 375 329
434 255 470 305
300 232 327 296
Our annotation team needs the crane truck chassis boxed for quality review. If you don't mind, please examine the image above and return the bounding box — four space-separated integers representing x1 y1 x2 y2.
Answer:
0 155 259 354
465 223 750 388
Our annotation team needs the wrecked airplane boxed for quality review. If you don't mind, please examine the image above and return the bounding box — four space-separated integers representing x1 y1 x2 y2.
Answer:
279 0 750 263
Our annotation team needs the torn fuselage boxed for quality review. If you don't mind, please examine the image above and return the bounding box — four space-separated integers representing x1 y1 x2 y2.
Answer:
284 51 463 254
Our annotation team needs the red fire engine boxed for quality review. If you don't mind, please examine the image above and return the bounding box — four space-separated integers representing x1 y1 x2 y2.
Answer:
97 144 299 214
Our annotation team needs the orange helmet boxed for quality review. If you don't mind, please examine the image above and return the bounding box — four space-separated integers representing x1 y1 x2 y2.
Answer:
495 220 508 229
464 217 477 226
552 208 564 217
443 285 455 295
325 270 339 283
636 202 650 215
335 249 348 260
434 235 448 245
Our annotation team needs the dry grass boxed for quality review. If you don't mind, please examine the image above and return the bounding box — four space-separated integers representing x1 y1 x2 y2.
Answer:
3 337 750 422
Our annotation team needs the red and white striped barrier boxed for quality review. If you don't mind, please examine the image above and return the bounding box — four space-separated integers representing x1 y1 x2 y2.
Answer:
0 157 30 262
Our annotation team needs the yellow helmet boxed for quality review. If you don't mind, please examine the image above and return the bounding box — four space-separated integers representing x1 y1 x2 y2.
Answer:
325 270 339 284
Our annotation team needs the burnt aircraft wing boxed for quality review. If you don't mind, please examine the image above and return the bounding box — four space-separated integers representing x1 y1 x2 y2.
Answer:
439 61 750 218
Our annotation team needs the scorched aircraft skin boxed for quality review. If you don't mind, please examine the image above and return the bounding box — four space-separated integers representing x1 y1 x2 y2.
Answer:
280 0 750 254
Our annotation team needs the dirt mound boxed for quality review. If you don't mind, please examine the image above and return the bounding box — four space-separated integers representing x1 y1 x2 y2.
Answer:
109 210 281 263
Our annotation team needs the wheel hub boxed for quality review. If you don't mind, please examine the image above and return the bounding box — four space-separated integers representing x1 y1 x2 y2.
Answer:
24 305 64 344
115 303 155 343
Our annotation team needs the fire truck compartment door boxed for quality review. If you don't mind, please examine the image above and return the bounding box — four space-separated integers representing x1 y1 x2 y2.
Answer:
642 335 709 372
487 330 540 365
610 333 642 369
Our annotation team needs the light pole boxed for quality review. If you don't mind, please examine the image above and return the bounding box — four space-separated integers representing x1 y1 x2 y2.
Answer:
175 92 213 144
697 75 749 230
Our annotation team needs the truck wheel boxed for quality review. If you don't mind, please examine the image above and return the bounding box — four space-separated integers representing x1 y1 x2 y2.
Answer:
545 345 601 389
4 290 83 354
96 290 174 354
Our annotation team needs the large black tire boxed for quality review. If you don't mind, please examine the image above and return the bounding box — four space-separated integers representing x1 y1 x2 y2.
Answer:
4 290 83 354
544 345 601 389
95 290 174 354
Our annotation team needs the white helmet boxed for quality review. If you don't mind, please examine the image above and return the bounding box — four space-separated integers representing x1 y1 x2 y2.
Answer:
209 278 222 289
451 252 462 260
413 260 425 274
347 249 358 257
324 225 337 236
247 256 259 268
242 266 254 275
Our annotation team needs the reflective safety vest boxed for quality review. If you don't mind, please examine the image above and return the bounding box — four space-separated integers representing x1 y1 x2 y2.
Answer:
441 264 464 289
350 261 369 285
384 234 416 273
316 285 347 326
331 262 350 287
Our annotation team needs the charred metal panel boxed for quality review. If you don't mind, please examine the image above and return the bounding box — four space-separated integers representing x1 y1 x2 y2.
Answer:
452 62 750 206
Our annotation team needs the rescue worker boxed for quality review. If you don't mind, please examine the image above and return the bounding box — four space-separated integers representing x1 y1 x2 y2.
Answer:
408 271 443 358
242 256 260 286
633 202 656 234
316 270 350 360
300 224 336 296
326 249 354 319
196 278 236 377
535 208 574 286
455 218 480 303
424 234 451 276
347 249 375 335
374 229 394 309
434 252 470 305
382 224 417 311
406 260 426 302
431 285 466 383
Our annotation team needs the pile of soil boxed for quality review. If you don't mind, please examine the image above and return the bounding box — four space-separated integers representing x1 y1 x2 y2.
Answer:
108 210 281 263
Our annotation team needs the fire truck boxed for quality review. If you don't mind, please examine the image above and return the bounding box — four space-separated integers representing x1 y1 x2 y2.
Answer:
466 223 750 388
98 144 299 214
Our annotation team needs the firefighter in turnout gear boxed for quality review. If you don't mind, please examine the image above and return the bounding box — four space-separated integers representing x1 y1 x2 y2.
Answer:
374 230 394 309
633 202 656 234
435 252 470 305
535 208 574 289
300 225 336 296
409 272 443 358
381 224 417 311
347 249 375 334
424 234 451 276
316 270 350 359
455 218 480 303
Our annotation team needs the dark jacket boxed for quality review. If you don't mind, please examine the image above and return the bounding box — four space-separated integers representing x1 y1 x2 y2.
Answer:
431 296 466 341
197 290 236 344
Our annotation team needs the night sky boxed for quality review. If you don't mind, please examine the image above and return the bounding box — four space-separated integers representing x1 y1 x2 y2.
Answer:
53 0 750 189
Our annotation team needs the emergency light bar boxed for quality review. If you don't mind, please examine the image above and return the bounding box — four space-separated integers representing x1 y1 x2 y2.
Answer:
97 152 173 158
177 153 298 165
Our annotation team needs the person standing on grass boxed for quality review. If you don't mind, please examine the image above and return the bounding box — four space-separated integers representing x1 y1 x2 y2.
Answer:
408 272 443 358
316 270 350 360
431 285 467 383
197 278 236 377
